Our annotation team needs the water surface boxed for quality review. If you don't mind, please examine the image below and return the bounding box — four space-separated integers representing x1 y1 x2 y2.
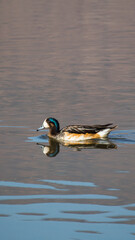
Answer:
0 0 135 239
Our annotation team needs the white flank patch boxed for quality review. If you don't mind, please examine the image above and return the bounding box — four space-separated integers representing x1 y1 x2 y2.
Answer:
98 129 110 138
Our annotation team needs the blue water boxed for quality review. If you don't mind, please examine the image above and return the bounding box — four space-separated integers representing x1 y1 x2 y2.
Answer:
0 180 135 240
0 125 135 239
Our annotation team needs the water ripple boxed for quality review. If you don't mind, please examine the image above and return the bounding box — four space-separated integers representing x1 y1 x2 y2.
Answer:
39 179 97 187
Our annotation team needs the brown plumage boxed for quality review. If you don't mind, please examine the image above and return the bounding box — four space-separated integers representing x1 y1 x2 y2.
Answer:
37 117 118 142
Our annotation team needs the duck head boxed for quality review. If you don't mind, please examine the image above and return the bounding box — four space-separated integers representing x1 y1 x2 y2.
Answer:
37 117 60 135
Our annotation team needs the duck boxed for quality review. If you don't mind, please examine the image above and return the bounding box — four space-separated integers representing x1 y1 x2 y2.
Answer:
37 117 117 142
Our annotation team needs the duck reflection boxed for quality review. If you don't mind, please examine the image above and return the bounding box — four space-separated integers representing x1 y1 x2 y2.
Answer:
37 138 117 157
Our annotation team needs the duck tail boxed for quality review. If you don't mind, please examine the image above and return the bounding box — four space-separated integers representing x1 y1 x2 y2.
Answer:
99 124 118 138
110 125 118 130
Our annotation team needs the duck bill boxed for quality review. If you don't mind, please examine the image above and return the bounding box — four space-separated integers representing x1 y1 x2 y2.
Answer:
37 126 45 131
37 120 49 131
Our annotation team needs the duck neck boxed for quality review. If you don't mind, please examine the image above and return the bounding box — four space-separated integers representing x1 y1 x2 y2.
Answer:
49 126 60 136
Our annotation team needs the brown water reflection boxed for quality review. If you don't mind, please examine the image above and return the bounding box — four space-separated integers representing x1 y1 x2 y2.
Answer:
1 0 135 239
36 137 117 157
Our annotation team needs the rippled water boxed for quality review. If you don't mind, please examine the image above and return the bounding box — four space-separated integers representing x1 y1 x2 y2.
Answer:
1 0 135 239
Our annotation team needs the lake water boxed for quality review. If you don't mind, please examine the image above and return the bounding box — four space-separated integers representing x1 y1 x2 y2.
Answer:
0 0 135 239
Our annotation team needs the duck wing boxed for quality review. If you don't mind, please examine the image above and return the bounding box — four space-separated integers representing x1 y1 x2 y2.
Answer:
62 123 114 134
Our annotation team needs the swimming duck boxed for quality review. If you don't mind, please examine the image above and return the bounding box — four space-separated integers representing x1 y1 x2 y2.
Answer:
37 117 117 142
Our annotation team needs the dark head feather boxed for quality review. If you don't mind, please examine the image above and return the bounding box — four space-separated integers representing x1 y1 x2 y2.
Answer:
46 118 60 133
